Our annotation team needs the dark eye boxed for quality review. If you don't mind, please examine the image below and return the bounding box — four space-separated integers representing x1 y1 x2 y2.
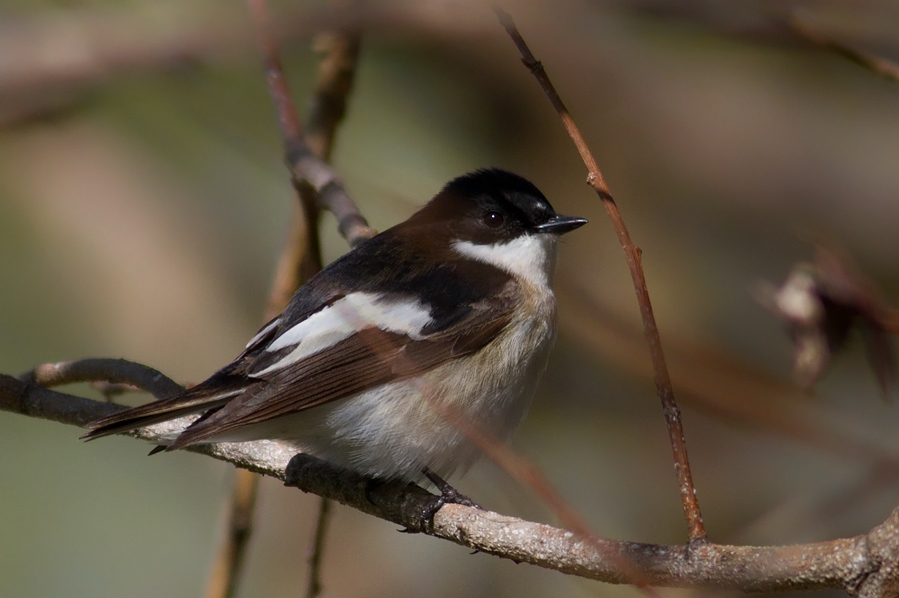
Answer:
483 211 504 228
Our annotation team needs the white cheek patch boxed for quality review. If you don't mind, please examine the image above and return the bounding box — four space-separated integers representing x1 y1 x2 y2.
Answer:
453 234 556 286
251 292 432 377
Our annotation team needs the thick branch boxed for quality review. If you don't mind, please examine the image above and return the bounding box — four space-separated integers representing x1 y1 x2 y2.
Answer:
3 371 898 593
19 358 183 399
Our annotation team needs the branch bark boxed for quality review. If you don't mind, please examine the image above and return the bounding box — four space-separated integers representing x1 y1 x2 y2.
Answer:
3 371 898 595
20 358 183 399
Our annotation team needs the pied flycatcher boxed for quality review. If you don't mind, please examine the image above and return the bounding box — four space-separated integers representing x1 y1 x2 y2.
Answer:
83 169 586 498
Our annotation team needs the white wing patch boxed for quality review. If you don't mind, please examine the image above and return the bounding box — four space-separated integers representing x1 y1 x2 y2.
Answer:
245 317 281 349
453 234 557 286
252 292 432 377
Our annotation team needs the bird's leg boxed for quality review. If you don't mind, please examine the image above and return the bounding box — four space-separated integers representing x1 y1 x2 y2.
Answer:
418 468 482 531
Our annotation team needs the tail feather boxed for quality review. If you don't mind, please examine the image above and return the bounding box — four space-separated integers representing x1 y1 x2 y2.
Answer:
80 388 244 441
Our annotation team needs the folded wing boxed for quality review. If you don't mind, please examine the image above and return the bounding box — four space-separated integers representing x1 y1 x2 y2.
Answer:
82 281 516 449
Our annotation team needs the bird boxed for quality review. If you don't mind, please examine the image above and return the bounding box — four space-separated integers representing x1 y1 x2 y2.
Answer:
82 168 587 513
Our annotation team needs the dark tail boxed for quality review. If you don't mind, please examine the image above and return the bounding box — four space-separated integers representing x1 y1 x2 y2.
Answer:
80 385 245 442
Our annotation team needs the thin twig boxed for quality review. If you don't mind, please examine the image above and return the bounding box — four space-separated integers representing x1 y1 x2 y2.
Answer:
265 27 364 320
204 469 259 598
429 398 657 591
789 17 899 85
305 496 332 598
492 7 706 541
3 374 899 594
247 0 375 251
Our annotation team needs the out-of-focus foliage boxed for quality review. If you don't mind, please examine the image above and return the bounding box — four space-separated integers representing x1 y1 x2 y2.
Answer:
2 1 899 597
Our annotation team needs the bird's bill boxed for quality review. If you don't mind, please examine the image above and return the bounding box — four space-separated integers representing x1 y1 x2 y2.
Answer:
534 215 588 235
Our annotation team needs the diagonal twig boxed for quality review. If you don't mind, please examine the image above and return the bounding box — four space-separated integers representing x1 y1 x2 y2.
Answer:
264 25 364 321
246 0 374 252
788 16 899 85
492 6 706 541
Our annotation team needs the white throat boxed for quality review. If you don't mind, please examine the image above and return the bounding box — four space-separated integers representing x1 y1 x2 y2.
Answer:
453 234 558 286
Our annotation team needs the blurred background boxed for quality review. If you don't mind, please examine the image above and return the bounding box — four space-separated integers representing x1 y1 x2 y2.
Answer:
2 0 899 596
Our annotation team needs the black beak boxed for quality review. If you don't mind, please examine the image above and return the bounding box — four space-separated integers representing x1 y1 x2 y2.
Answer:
534 215 588 235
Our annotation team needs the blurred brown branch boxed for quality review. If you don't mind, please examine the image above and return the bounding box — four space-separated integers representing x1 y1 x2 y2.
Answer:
204 469 258 598
261 16 366 321
2 371 899 595
305 494 332 598
562 284 899 467
0 1 489 126
203 1 368 596
788 17 899 84
493 6 706 542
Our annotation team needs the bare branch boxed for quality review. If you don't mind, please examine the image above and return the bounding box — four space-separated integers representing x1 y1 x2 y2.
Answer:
204 469 259 598
305 496 332 598
262 24 364 319
222 3 366 597
247 0 371 250
789 17 899 85
492 6 706 542
248 0 374 256
4 371 899 594
19 358 183 399
306 30 362 163
562 286 899 468
285 142 376 248
0 2 491 127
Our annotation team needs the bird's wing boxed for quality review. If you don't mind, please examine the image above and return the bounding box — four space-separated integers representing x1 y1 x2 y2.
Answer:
81 279 517 447
161 284 517 448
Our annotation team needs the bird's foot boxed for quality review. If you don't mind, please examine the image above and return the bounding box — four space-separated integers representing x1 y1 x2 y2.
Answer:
418 469 482 532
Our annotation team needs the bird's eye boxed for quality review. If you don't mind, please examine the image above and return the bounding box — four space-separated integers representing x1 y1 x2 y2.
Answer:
483 211 504 228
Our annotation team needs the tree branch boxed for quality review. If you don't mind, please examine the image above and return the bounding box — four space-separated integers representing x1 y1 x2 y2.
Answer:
19 357 183 399
223 3 366 597
492 6 706 542
305 495 332 598
204 468 259 598
261 19 365 320
3 371 898 594
788 16 899 85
